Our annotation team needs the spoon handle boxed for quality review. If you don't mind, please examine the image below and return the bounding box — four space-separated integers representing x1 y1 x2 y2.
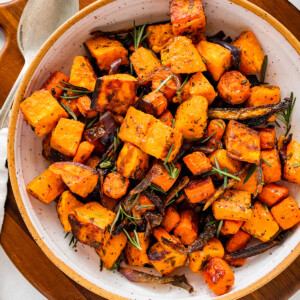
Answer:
0 65 27 129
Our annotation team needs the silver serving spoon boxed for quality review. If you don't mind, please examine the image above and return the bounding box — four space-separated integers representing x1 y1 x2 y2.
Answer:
0 0 79 128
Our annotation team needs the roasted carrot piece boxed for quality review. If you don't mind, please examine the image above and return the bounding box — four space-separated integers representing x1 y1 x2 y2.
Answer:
73 141 95 164
151 160 181 192
261 149 282 183
242 201 279 242
146 23 173 53
140 91 168 116
220 220 243 236
205 119 226 148
56 190 84 232
246 85 280 107
85 155 101 170
224 253 247 268
103 172 130 199
217 71 251 105
131 194 155 218
232 31 264 75
189 238 224 274
196 40 231 81
225 230 251 253
212 190 252 221
271 196 300 230
183 151 212 175
41 71 70 99
95 232 127 270
162 206 181 232
125 232 150 266
283 141 300 185
159 109 174 127
258 127 277 149
173 210 198 245
184 176 215 203
202 258 235 296
257 183 290 207
153 227 182 253
26 168 65 204
76 95 98 118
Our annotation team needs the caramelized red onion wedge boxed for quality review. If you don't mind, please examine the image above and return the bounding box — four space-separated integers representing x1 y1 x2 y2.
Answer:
253 163 263 198
226 230 288 260
109 58 122 75
208 99 291 121
119 267 194 293
164 176 189 206
279 133 293 165
144 191 165 215
203 164 250 210
144 211 163 237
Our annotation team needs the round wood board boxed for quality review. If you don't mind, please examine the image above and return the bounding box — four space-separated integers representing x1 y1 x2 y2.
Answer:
0 0 299 299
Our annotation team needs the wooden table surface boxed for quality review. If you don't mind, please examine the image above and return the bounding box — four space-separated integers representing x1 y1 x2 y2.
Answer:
0 0 299 299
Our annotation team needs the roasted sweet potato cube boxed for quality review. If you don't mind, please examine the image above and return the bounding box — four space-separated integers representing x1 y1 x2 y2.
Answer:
95 232 127 269
225 230 251 253
50 118 85 157
69 56 97 91
220 220 243 236
73 141 95 164
159 109 174 127
242 201 279 242
184 176 215 203
224 253 247 268
116 142 149 180
131 194 155 218
160 46 171 67
205 119 226 148
258 183 290 207
261 149 281 183
153 227 182 253
232 31 264 75
151 160 181 192
183 151 212 175
169 36 206 74
170 0 206 43
196 40 231 81
92 74 137 115
130 47 162 80
125 232 150 266
224 120 261 165
246 85 280 107
141 120 183 162
103 172 130 199
283 141 300 185
271 196 300 230
49 162 99 198
162 206 181 232
76 95 98 118
20 90 68 136
85 155 101 170
174 95 208 139
139 91 168 117
146 23 173 53
213 190 252 221
258 127 277 149
189 238 224 274
26 168 65 204
69 202 115 248
84 36 129 71
148 242 187 276
202 258 235 296
118 106 155 148
56 190 83 232
41 71 70 99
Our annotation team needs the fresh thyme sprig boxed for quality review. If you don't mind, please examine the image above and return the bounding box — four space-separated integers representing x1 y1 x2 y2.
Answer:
123 228 142 250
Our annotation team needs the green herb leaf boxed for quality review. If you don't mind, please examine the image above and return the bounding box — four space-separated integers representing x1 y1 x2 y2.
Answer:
60 103 77 120
260 55 268 83
109 255 123 271
205 220 219 226
85 116 98 129
211 167 241 181
150 183 167 194
99 158 112 169
137 204 155 210
241 80 247 85
154 75 173 93
199 131 217 144
109 207 121 234
123 228 142 250
163 144 174 165
165 162 180 180
261 158 272 167
262 203 269 212
293 163 300 168
243 165 257 184
216 220 223 239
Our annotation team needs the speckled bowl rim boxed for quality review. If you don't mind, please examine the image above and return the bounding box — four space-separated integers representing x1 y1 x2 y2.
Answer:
7 0 300 299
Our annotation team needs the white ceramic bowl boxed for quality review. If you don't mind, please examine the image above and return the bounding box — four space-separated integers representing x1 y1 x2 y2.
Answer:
8 0 300 299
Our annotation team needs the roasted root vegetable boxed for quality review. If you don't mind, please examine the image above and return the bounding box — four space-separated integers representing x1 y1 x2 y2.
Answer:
162 206 181 232
159 109 174 127
242 201 279 242
146 23 173 53
196 40 231 81
26 168 65 204
261 149 282 183
220 220 243 236
103 172 130 199
283 141 300 185
153 227 182 253
217 71 251 104
41 71 70 99
138 91 168 116
258 127 277 149
69 202 115 248
73 141 95 164
271 196 300 230
189 238 224 274
183 151 212 175
257 183 290 207
231 31 264 75
202 257 235 296
212 190 252 221
246 85 280 107
205 119 226 148
131 194 155 217
20 90 68 136
49 162 98 198
224 120 261 165
76 95 98 118
56 190 84 232
225 230 251 253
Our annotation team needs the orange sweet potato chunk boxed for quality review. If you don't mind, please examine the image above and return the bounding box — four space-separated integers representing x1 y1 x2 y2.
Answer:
162 206 181 232
26 168 65 204
261 149 282 183
73 141 95 164
257 183 290 207
141 91 168 116
220 220 243 236
258 127 277 149
283 141 300 185
76 95 98 118
159 109 174 127
20 90 68 136
205 119 226 148
103 172 130 199
183 151 212 175
246 85 280 107
225 230 251 253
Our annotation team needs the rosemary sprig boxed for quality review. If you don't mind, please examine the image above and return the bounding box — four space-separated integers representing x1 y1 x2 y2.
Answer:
60 103 77 121
109 255 123 271
166 198 176 207
205 220 219 226
64 232 70 239
133 21 151 50
123 228 142 250
261 158 272 167
137 204 155 210
176 75 190 103
120 205 141 220
56 85 92 94
191 131 216 143
216 220 223 239
154 75 173 93
114 129 121 152
165 162 180 180
260 55 268 84
109 207 121 234
68 234 78 248
262 203 269 212
99 158 112 169
150 183 167 194
293 163 300 168
243 164 257 184
172 118 175 128
211 167 241 181
57 81 92 99
85 116 98 129
163 144 174 165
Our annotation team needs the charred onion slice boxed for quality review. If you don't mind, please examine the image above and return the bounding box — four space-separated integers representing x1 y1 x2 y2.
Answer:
208 99 291 122
119 267 194 293
164 176 189 206
279 134 293 165
253 163 263 198
109 58 122 75
144 191 165 215
144 211 163 237
227 230 288 259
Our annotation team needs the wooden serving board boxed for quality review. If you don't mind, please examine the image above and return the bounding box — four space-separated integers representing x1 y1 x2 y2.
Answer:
0 0 299 299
